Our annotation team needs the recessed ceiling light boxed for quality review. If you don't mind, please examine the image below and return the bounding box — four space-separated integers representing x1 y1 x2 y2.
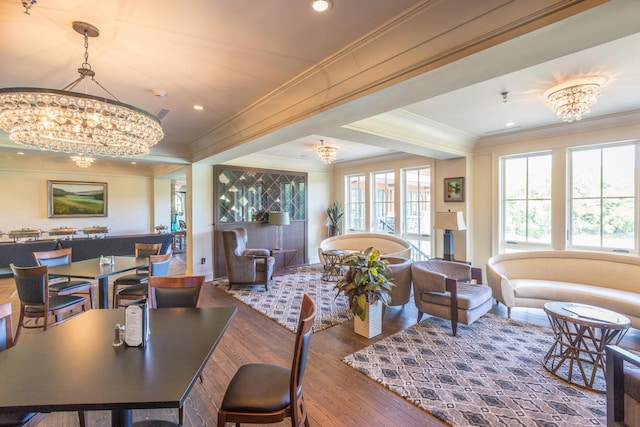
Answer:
310 0 333 12
17 151 24 155
131 161 137 165
505 122 516 127
193 105 204 110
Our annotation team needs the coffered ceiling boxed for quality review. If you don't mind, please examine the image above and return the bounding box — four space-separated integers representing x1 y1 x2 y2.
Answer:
0 0 639 169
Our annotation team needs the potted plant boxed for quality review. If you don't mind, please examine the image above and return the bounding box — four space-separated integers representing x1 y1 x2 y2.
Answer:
326 201 344 237
334 247 394 338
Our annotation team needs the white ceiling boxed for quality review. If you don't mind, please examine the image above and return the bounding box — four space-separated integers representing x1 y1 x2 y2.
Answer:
1 0 639 168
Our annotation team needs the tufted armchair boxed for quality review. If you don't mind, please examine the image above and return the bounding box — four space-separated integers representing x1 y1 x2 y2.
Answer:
606 345 640 426
222 228 275 291
411 259 493 336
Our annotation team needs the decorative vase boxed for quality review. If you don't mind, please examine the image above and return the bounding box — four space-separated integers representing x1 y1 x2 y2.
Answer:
353 300 383 338
328 224 340 237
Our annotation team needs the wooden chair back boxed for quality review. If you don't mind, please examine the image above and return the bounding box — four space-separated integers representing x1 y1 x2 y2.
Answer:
149 251 173 277
11 264 49 305
33 247 73 267
135 243 162 257
148 275 204 308
290 294 317 426
0 302 14 351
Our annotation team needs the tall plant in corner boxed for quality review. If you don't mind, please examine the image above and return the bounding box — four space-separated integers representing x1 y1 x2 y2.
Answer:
335 247 394 322
326 201 344 237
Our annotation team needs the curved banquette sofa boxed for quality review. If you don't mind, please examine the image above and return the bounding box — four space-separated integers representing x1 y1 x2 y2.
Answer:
318 233 411 265
486 250 640 328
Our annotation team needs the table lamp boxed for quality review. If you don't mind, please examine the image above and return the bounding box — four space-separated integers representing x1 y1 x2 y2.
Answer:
433 211 466 261
269 211 290 250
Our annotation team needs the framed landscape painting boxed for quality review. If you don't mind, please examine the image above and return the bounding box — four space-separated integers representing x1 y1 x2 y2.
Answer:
48 181 108 218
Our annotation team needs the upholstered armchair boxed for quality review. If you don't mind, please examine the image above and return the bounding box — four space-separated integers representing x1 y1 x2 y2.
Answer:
382 256 413 307
606 345 640 426
221 228 275 291
411 259 493 336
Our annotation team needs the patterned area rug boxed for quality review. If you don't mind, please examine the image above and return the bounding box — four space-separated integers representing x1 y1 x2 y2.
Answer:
343 314 607 426
213 265 352 332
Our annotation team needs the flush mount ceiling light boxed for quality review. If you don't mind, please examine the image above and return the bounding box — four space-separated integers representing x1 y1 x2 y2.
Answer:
544 76 606 123
71 155 95 168
310 0 333 12
0 21 163 157
316 139 338 164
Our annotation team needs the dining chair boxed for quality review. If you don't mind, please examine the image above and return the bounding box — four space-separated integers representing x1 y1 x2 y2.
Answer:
112 243 163 308
111 242 162 306
114 251 172 308
33 247 96 309
148 275 204 309
0 301 87 427
147 274 205 425
217 294 317 427
10 264 89 343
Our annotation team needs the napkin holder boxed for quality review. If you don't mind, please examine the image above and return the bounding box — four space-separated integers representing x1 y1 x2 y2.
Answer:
99 255 114 266
124 300 150 347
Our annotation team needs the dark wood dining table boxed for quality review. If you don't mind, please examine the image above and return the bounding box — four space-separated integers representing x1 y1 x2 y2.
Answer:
0 306 236 427
47 256 150 309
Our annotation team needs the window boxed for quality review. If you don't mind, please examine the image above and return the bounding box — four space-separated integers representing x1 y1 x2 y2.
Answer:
569 142 636 252
372 171 395 233
345 174 366 232
402 167 431 260
501 153 552 250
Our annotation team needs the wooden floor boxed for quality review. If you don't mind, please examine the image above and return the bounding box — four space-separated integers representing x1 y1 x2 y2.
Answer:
1 257 639 427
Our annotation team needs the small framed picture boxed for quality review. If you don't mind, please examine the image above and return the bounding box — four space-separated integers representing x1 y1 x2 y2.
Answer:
444 177 464 202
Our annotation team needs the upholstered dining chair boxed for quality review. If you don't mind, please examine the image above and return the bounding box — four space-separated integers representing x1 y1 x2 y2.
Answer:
411 259 492 336
10 264 89 343
114 251 172 308
146 274 205 425
221 227 274 291
606 344 640 427
148 275 204 309
0 301 48 427
0 301 87 427
217 294 316 427
33 247 95 309
111 242 163 307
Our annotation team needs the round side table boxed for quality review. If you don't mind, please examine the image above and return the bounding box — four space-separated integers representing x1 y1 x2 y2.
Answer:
543 302 630 392
321 250 348 281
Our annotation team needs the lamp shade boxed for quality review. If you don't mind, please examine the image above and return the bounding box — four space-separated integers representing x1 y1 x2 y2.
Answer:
433 211 466 231
268 212 290 226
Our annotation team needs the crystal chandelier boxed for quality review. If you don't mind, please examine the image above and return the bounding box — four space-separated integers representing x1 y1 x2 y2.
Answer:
544 76 605 123
71 156 95 168
0 21 163 157
316 139 338 164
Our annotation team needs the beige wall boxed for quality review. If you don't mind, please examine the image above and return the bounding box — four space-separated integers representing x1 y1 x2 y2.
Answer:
0 156 155 240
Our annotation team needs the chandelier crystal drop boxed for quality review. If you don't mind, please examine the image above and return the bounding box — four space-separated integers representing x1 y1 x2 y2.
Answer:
71 156 95 168
544 76 605 123
316 140 338 164
0 21 163 157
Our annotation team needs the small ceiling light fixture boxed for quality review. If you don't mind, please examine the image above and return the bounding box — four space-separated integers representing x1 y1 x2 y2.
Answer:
544 76 606 123
316 139 338 164
310 0 333 12
0 21 163 157
71 156 95 168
